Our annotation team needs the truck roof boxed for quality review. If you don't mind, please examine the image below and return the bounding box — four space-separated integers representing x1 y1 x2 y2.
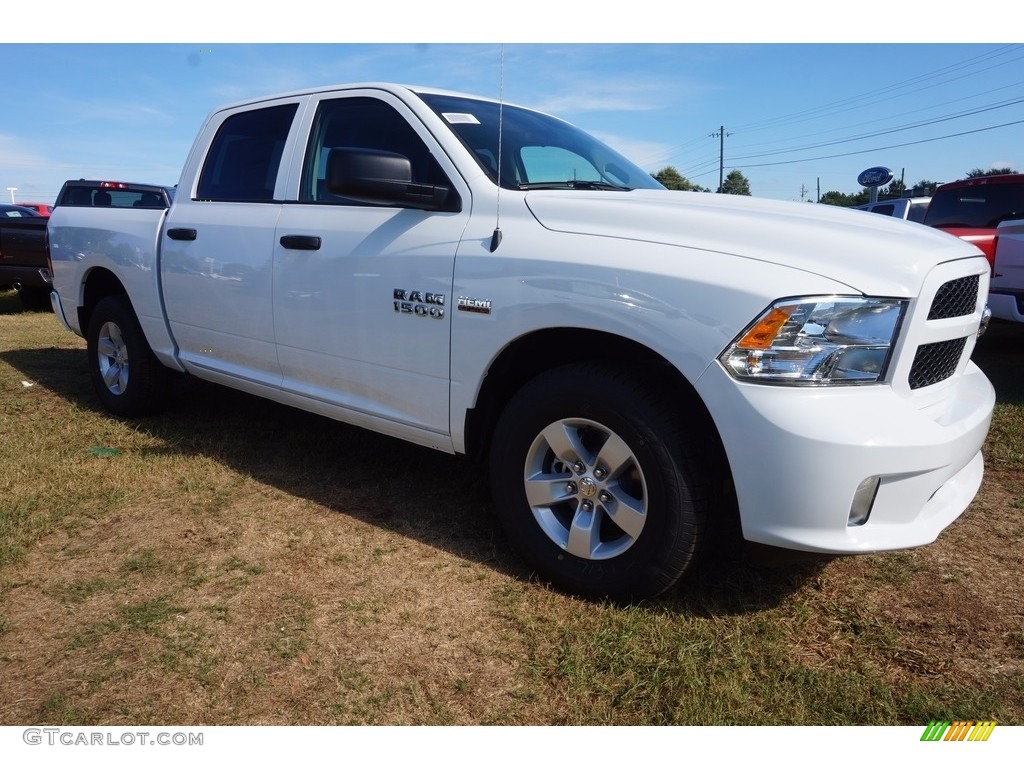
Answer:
204 82 512 115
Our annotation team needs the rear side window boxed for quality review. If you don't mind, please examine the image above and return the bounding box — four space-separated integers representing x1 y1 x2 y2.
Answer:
197 104 298 202
925 181 1024 228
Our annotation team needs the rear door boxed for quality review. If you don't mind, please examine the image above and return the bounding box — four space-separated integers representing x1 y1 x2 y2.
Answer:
161 99 301 388
272 90 470 438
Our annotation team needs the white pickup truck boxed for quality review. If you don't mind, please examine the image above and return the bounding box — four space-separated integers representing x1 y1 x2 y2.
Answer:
990 219 1024 323
48 83 996 600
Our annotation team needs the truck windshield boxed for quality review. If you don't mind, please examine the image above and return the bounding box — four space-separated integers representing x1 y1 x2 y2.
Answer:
418 93 663 192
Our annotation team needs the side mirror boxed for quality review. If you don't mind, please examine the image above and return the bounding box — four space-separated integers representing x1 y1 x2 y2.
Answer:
326 147 456 211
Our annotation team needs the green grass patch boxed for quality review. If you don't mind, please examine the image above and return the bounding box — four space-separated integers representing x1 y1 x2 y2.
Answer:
50 577 119 604
117 597 187 633
267 595 314 660
121 549 163 576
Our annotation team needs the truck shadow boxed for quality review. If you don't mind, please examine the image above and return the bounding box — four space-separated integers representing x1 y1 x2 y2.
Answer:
972 320 1024 405
4 345 828 615
0 289 50 316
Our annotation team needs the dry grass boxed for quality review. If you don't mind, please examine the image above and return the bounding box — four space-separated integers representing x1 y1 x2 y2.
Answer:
1 289 1022 725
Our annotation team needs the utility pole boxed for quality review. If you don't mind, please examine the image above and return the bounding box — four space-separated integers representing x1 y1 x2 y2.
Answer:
800 184 808 201
6 187 16 204
710 126 730 192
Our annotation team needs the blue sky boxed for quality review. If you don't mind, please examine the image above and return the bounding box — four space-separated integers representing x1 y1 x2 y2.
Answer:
2 12 1021 204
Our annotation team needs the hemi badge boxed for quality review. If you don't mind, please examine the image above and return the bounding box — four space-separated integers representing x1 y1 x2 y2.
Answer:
457 296 492 314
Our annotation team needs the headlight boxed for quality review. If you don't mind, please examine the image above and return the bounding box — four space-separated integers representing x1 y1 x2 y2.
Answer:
719 297 907 385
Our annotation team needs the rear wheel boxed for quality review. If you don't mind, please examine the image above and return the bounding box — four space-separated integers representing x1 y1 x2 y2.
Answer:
490 363 710 601
86 295 169 417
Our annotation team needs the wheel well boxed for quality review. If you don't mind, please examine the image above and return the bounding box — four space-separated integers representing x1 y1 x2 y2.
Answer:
78 268 128 333
467 328 739 540
466 328 727 470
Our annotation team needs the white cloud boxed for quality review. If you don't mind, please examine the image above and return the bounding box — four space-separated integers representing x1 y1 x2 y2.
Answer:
0 134 51 169
588 131 676 172
532 88 662 117
46 99 172 129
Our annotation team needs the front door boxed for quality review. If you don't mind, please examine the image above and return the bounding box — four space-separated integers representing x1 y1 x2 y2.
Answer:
272 92 470 437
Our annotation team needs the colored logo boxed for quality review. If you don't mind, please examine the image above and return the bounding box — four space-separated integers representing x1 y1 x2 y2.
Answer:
921 721 996 742
857 167 894 188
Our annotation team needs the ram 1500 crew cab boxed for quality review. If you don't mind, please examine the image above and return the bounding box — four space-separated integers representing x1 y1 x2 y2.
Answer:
48 83 996 600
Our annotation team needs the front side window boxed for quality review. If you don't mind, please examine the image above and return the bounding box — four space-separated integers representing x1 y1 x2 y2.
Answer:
300 97 449 204
197 103 298 202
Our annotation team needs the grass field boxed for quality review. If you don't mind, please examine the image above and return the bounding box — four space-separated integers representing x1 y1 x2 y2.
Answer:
1 289 1021 725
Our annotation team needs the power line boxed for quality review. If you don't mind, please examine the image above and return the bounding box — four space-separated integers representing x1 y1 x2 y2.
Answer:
650 45 1024 177
725 96 1024 163
676 88 1024 177
736 118 1024 169
732 44 1024 134
727 77 1024 154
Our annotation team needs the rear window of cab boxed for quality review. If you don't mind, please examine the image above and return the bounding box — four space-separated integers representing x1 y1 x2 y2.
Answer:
924 177 1024 229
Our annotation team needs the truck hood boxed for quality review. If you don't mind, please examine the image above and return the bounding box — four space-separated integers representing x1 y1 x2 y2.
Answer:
524 189 984 296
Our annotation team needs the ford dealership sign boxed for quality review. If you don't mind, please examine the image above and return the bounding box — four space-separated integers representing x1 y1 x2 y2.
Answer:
858 167 894 188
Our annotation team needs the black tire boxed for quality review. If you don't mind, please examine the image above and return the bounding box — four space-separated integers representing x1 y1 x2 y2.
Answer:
489 362 710 601
86 295 170 417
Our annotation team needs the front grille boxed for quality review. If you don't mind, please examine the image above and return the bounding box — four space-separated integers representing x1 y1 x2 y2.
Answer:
928 275 979 320
908 337 967 389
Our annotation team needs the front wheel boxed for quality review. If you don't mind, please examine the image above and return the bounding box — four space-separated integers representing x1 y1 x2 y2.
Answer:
86 295 170 417
490 363 711 601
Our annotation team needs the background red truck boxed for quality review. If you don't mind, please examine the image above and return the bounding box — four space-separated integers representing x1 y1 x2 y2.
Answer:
923 173 1024 271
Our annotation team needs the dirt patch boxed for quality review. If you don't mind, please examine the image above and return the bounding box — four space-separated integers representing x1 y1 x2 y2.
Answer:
0 469 543 725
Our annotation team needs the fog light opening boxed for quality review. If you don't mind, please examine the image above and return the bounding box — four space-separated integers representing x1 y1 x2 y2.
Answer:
848 476 880 527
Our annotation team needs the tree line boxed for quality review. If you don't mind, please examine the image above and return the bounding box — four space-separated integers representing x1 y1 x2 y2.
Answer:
651 166 1017 203
652 166 750 195
818 167 1016 207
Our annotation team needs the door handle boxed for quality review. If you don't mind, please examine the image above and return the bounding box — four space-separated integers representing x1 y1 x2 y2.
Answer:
167 228 197 241
280 235 322 251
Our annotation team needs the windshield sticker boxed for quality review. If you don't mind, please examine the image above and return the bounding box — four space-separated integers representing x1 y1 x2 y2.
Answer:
442 113 481 125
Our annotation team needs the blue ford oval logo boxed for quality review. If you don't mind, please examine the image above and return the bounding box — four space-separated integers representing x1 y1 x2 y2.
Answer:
858 167 894 188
